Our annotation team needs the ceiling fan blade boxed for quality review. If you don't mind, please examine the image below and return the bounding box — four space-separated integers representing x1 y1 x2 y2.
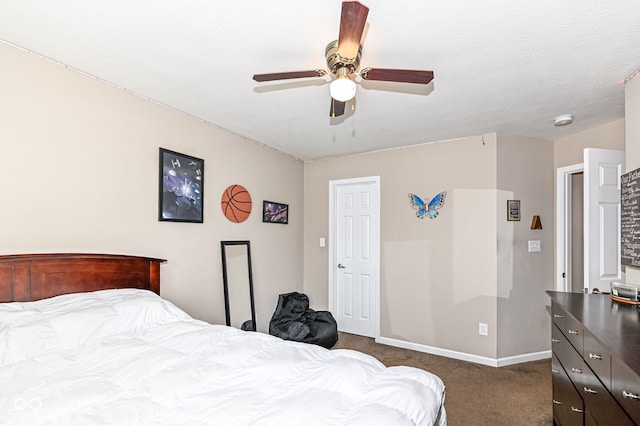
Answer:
360 68 434 85
337 1 369 59
330 98 346 118
253 70 327 82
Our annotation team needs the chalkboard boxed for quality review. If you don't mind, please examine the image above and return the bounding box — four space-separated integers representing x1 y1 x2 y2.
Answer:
621 168 640 268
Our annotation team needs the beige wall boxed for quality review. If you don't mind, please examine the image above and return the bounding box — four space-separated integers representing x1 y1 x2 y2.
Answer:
304 135 502 358
625 75 640 285
554 119 626 169
304 134 556 360
303 113 628 363
0 42 304 331
496 134 554 358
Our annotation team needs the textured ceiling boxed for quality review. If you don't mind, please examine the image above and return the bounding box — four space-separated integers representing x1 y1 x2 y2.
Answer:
1 0 639 161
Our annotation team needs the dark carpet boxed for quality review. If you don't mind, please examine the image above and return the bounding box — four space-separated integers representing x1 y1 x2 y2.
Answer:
333 332 552 425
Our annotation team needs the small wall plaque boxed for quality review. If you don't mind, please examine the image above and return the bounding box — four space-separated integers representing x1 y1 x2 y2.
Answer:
531 215 542 229
507 200 520 221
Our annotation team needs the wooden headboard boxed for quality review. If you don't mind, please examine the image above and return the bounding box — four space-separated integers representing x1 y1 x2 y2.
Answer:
0 253 166 302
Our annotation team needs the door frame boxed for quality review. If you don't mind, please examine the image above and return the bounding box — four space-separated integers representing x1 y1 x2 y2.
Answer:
328 176 380 339
556 163 583 292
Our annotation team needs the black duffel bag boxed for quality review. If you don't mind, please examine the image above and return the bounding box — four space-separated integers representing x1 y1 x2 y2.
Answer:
269 292 338 349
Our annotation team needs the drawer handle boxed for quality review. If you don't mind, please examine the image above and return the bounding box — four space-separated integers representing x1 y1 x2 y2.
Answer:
588 353 603 360
571 367 583 374
623 390 640 400
554 314 564 318
552 369 560 374
552 338 561 343
553 399 562 405
584 387 598 395
568 329 580 335
571 406 583 413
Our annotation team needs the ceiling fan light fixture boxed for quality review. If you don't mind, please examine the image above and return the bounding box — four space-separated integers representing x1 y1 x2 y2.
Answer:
251 3 435 118
330 76 356 102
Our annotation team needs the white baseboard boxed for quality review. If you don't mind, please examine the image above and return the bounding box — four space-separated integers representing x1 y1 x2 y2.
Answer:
375 336 551 367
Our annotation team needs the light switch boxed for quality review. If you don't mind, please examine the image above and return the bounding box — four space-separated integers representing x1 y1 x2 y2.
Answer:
528 240 541 252
319 237 326 248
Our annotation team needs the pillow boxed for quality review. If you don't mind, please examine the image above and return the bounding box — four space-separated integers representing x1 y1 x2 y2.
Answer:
0 289 192 366
106 289 193 329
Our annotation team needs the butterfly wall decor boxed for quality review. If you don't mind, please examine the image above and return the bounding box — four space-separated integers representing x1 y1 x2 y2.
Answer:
408 192 447 219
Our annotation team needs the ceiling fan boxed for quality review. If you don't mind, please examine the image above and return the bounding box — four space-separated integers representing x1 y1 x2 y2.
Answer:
252 0 434 118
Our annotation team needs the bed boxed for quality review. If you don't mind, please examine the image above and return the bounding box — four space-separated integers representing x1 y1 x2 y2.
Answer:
0 253 446 425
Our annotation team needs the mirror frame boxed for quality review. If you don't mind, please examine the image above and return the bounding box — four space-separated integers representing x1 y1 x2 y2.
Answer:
220 240 256 331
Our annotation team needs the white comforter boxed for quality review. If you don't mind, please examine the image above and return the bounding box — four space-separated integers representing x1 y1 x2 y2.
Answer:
0 289 446 425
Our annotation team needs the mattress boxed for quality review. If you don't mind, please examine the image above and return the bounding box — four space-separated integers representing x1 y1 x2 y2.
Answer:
0 289 446 425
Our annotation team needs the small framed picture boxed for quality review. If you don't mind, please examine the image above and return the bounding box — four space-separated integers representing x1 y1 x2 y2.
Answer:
507 200 521 221
262 200 288 224
158 148 204 223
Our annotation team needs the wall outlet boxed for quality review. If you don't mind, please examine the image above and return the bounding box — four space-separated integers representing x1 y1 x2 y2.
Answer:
479 322 488 336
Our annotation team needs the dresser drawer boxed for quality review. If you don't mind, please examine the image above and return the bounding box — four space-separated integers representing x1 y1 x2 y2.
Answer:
552 301 566 330
553 354 584 426
583 327 611 390
612 355 640 422
552 324 569 363
581 361 634 426
585 409 598 426
564 313 584 353
554 324 589 389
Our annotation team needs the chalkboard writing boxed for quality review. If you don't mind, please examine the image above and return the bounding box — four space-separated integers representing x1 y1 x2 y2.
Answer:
622 168 640 268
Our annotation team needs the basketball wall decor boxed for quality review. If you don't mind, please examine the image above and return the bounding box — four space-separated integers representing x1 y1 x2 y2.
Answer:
221 184 252 223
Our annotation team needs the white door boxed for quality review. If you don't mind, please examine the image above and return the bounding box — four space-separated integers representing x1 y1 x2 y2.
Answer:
329 177 379 338
584 148 625 292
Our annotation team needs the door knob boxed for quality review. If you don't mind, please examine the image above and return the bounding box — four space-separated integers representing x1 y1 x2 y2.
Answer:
338 264 346 269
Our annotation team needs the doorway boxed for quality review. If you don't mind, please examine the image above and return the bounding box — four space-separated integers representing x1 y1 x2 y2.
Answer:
569 172 584 293
556 149 624 293
557 164 584 292
328 176 380 338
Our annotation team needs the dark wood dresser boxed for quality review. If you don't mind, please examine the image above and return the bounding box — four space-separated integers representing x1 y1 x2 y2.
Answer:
547 291 640 425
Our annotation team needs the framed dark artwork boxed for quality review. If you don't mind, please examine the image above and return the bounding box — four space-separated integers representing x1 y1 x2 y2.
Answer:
158 148 204 223
262 200 288 224
507 200 520 221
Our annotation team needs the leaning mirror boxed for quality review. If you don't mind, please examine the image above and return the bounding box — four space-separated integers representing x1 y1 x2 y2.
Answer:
220 240 256 331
